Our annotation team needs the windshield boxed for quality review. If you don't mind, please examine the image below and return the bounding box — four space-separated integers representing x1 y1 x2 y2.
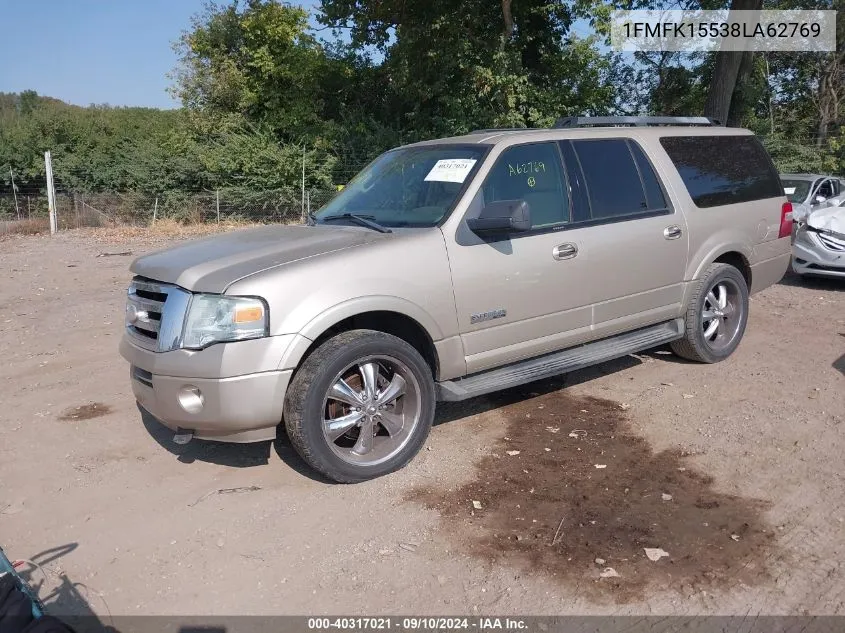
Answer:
314 145 487 228
781 179 812 204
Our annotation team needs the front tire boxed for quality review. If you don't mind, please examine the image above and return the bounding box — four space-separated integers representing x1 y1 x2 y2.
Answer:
284 329 436 483
670 263 749 363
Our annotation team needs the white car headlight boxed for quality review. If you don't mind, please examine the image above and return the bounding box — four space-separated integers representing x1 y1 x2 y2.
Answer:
181 294 268 350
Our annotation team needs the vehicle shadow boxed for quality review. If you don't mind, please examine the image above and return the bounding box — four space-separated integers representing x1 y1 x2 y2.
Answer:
271 434 335 484
641 343 700 364
139 404 272 468
435 353 643 426
138 350 665 481
14 543 118 632
138 403 333 483
779 269 844 290
835 333 845 377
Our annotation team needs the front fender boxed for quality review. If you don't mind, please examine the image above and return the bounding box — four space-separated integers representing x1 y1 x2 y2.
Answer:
275 296 448 373
300 295 445 342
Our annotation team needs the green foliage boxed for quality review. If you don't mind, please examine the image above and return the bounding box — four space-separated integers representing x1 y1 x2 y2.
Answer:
762 135 843 175
2 0 843 225
173 0 327 138
318 0 614 136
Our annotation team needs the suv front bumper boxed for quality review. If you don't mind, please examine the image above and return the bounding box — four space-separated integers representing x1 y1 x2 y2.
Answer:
119 335 295 443
792 228 845 279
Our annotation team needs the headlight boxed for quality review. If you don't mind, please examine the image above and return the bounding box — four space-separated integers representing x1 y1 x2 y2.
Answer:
181 295 268 349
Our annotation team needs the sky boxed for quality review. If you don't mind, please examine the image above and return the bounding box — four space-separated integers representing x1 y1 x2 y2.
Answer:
0 0 212 109
0 1 593 111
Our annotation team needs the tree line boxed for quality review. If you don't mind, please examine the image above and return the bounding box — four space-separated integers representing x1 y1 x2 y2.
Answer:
1 0 842 222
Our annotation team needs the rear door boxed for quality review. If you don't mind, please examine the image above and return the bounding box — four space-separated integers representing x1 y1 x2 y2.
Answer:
559 137 689 339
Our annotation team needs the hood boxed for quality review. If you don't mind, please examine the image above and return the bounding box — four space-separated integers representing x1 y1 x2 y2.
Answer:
130 224 388 292
806 204 845 237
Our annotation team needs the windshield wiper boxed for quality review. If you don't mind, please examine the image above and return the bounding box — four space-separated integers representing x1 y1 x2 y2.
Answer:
319 213 392 233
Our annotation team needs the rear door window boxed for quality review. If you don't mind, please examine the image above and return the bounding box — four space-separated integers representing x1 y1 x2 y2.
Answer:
481 142 570 229
659 135 782 208
567 139 668 221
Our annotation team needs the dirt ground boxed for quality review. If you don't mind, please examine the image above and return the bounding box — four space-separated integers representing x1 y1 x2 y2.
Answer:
0 229 843 619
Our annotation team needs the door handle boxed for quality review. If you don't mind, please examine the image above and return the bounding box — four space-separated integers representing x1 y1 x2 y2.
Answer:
663 225 682 240
553 243 578 260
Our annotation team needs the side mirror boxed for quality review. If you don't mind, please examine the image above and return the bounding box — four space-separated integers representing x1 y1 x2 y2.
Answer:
467 199 531 234
814 195 827 205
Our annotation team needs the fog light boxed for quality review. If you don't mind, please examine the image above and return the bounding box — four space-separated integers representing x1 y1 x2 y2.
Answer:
177 386 204 414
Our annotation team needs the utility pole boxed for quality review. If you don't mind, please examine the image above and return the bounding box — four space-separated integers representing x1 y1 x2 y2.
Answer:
301 146 306 221
9 166 20 220
45 151 57 234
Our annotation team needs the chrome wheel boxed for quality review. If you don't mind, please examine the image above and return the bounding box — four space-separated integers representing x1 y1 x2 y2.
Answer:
321 355 422 467
701 279 743 352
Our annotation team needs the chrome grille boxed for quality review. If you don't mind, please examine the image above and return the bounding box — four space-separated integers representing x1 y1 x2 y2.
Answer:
125 277 192 352
818 232 845 252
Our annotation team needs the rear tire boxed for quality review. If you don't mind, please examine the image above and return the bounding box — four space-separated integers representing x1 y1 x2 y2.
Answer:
670 263 749 363
284 329 435 483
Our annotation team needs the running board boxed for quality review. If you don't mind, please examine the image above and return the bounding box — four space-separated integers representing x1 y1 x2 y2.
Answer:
436 319 684 402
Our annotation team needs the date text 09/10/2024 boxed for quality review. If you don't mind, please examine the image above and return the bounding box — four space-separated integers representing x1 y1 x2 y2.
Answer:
307 617 528 631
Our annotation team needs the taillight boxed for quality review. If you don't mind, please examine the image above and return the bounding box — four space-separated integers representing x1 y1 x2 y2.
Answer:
778 201 793 239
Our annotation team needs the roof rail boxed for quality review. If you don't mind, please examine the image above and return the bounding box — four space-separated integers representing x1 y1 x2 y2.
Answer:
553 116 720 128
469 127 533 134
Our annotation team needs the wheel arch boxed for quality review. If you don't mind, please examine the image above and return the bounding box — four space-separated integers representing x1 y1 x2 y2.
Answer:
689 244 752 288
289 298 444 380
712 251 752 288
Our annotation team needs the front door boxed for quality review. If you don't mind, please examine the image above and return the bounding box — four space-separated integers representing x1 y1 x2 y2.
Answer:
444 141 593 374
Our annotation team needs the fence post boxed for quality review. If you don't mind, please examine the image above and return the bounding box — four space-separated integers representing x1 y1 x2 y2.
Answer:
152 197 158 224
301 146 306 221
216 189 220 224
45 151 57 235
9 166 20 220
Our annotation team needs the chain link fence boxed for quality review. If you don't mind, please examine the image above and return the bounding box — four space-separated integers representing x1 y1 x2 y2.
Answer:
0 188 340 236
2 134 840 237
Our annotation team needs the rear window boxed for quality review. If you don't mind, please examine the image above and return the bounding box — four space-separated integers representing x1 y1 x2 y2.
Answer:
659 135 782 208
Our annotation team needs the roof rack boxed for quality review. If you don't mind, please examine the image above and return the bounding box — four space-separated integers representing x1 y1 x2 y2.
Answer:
469 127 532 134
554 116 720 128
468 116 721 135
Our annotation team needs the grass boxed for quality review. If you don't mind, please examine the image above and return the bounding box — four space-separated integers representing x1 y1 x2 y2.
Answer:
0 217 52 236
1 216 301 243
96 217 261 239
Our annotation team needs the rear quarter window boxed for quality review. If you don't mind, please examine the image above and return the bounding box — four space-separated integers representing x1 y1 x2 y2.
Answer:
659 135 782 208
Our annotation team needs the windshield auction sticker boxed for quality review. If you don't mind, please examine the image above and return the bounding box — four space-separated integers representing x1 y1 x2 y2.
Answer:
425 159 478 183
610 10 836 52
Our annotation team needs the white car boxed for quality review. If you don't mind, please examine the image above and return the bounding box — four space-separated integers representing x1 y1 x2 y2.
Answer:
781 173 845 219
780 173 845 280
792 199 845 279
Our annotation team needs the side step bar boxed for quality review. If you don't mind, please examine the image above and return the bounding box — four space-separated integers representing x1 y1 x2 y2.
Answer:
435 319 684 402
